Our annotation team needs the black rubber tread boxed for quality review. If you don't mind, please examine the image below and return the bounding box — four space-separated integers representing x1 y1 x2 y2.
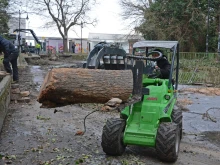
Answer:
171 108 183 139
101 118 126 156
120 113 128 120
156 122 180 162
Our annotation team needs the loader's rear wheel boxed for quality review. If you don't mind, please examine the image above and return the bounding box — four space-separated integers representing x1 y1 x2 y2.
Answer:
172 109 183 139
156 122 180 162
101 118 126 156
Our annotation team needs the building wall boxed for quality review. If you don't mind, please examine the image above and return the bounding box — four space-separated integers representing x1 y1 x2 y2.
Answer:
71 40 88 53
46 39 63 52
46 38 88 53
88 33 143 53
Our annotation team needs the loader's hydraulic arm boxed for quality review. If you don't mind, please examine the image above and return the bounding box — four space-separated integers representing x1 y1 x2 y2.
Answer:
115 60 150 112
127 51 163 61
13 29 41 44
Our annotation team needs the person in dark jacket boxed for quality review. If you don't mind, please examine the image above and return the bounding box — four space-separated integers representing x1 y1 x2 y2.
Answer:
0 35 19 82
72 43 76 53
152 49 171 79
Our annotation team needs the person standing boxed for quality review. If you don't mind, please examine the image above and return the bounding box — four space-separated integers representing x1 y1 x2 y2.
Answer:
35 43 41 55
24 42 29 54
72 43 76 53
0 35 19 82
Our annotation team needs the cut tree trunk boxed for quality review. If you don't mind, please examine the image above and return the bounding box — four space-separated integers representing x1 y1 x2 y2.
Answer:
37 68 133 108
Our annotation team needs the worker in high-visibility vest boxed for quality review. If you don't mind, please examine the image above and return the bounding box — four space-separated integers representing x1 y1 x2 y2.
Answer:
35 43 41 55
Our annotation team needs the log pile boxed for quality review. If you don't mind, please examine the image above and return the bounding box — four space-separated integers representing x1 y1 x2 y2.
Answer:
37 68 133 108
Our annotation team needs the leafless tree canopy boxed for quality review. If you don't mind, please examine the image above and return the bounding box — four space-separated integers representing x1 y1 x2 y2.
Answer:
42 0 96 36
25 0 97 52
119 0 152 28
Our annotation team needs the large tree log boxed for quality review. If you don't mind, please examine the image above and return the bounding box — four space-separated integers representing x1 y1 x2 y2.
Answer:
37 68 133 108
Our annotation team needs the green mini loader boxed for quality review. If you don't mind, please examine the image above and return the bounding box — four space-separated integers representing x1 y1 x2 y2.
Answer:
98 41 182 162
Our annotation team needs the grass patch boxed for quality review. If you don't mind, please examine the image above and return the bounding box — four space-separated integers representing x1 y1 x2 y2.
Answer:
26 58 50 65
71 54 87 60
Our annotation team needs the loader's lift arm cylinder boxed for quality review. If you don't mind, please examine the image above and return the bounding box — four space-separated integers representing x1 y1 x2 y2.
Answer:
13 29 41 45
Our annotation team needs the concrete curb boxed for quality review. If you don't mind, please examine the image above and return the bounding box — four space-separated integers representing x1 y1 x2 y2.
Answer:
18 53 29 68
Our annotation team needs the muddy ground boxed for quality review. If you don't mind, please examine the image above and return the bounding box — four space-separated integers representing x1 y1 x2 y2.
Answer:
0 56 220 165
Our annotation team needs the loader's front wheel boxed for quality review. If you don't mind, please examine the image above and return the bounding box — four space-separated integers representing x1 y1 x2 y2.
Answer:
156 122 180 162
101 118 126 156
172 109 183 139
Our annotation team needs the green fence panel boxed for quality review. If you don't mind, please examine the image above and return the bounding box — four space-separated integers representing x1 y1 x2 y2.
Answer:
177 52 220 86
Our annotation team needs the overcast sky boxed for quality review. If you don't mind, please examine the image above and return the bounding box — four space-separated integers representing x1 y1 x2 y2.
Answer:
25 0 130 38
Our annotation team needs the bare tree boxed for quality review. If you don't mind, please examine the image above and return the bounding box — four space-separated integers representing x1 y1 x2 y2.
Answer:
119 0 151 30
30 0 97 53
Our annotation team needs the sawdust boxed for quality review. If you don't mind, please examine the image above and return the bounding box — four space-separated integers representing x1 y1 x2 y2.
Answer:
176 98 192 112
179 87 220 96
177 98 193 106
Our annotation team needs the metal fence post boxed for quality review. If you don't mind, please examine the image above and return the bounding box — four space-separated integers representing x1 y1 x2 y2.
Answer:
206 0 210 57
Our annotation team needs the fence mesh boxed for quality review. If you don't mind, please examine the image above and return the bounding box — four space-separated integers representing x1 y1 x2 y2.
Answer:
177 52 220 87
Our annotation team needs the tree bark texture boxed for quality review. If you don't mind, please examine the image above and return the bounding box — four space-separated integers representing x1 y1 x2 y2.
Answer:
37 68 133 108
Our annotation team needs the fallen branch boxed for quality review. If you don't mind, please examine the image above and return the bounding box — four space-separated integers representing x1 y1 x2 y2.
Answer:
202 107 220 123
184 107 219 123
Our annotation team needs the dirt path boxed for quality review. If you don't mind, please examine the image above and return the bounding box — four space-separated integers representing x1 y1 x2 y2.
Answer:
0 60 219 165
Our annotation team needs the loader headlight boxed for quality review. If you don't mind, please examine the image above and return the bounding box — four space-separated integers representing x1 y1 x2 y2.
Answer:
164 95 170 100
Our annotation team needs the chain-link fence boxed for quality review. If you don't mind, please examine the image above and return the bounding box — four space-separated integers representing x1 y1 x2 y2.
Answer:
178 52 220 87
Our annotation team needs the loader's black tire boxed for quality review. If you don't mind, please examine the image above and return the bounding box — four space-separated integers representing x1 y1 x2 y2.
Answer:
156 122 180 162
120 113 128 120
172 109 183 139
101 118 126 156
